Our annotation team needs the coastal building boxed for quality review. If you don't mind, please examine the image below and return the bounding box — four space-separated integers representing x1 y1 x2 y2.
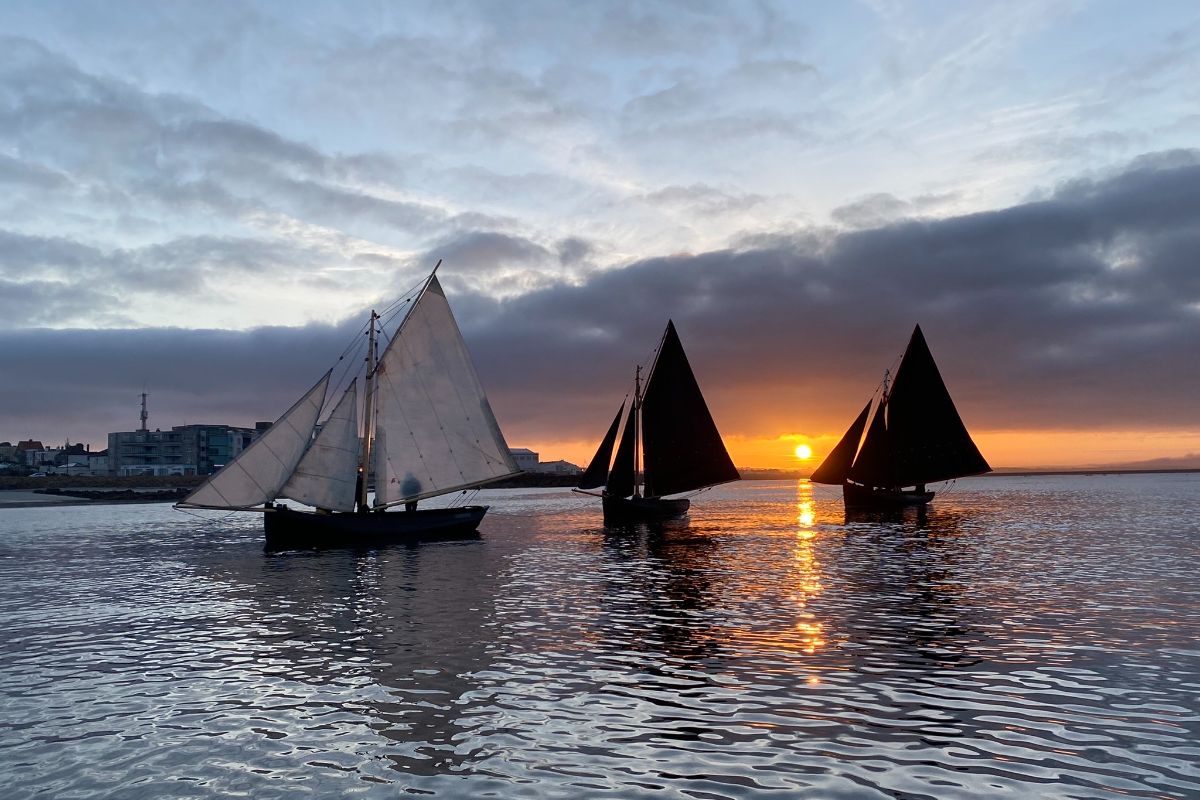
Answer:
507 447 582 476
533 459 583 476
509 447 539 472
108 429 190 476
54 448 110 477
15 440 44 466
108 424 260 476
0 442 17 473
28 448 61 469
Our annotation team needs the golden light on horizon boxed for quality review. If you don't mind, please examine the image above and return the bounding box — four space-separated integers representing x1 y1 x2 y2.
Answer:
794 443 813 460
518 426 1200 473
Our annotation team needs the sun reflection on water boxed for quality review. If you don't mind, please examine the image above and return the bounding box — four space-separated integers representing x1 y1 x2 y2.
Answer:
791 479 826 655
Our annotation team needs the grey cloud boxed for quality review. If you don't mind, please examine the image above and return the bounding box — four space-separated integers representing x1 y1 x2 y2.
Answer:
3 151 1199 451
428 231 553 274
0 154 71 191
972 131 1133 168
831 193 912 227
0 38 439 208
0 279 118 327
556 236 594 266
643 184 767 216
169 119 327 174
0 228 333 324
459 151 1200 440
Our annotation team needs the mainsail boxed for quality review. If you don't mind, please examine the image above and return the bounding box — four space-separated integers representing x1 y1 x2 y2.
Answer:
883 325 991 485
372 275 520 506
640 321 740 497
279 380 360 512
579 401 624 490
179 371 331 509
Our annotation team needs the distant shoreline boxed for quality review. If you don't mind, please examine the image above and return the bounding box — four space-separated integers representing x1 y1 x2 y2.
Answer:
736 467 1200 480
2 468 1196 510
984 467 1200 478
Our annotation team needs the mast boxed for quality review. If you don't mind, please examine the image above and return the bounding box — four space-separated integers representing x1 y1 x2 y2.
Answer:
633 364 641 498
357 310 379 512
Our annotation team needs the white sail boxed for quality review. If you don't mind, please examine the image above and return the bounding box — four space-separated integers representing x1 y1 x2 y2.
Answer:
372 275 520 506
279 379 360 512
179 372 331 509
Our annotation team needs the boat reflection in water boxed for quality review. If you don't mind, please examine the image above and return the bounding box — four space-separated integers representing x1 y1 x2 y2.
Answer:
598 518 723 663
207 533 500 778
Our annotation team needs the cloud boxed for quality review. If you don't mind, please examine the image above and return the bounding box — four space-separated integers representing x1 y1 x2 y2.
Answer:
641 184 767 217
4 150 1199 451
460 150 1200 440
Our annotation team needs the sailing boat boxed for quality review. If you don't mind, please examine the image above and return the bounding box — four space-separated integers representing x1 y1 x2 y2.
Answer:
810 325 990 507
576 320 740 524
176 264 521 546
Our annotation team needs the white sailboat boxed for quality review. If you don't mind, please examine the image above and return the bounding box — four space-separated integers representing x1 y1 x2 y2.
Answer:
176 264 521 546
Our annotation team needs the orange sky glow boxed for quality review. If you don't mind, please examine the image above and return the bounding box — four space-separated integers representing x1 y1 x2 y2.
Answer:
520 427 1200 473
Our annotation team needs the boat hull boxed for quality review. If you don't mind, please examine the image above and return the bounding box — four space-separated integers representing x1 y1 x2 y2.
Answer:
842 482 934 508
602 495 690 525
263 505 488 548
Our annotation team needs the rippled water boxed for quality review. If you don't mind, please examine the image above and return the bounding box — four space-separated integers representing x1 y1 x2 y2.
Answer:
1 474 1198 798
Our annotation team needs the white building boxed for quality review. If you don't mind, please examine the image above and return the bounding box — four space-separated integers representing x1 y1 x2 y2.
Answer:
507 448 582 476
509 448 539 472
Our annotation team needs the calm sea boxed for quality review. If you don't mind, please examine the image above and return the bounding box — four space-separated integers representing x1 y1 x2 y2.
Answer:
1 475 1198 799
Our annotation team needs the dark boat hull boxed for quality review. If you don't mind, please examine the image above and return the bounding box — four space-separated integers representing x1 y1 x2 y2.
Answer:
263 505 488 548
602 495 690 525
842 482 934 508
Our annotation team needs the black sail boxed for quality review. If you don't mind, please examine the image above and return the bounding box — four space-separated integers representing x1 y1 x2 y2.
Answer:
641 320 740 497
579 401 625 490
883 325 991 485
606 402 637 498
809 401 872 485
847 397 893 487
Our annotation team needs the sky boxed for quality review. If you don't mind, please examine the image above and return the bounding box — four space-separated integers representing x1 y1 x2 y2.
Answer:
1 0 1198 470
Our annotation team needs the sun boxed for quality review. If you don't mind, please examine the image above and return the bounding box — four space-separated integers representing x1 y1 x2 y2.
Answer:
794 444 813 460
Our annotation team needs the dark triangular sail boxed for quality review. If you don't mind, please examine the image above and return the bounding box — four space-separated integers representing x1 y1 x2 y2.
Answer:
809 401 872 485
641 320 740 497
883 325 991 485
606 402 637 498
847 396 892 486
579 401 625 490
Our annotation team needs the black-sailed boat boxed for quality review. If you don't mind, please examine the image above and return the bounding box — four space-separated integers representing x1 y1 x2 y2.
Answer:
575 320 740 524
810 325 990 508
175 263 521 547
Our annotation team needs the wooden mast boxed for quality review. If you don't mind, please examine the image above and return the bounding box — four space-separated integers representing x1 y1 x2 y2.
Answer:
633 364 641 498
357 310 379 512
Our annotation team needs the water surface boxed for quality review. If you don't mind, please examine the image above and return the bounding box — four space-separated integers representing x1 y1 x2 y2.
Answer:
1 475 1198 798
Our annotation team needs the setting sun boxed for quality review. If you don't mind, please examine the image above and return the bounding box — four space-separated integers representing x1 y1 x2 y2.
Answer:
794 444 813 460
